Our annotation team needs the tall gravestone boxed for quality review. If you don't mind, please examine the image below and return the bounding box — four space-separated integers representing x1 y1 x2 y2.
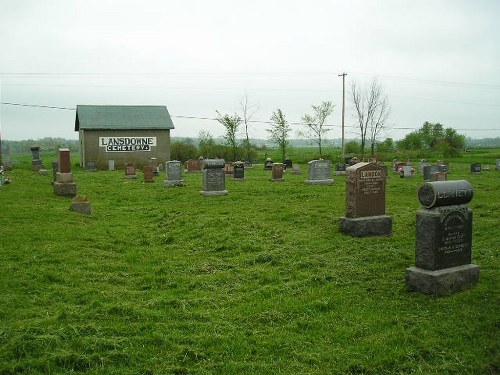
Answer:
30 146 43 171
164 160 185 187
270 163 284 182
186 159 202 173
339 162 392 237
305 159 334 185
201 159 228 196
406 180 479 296
143 165 154 182
53 148 77 196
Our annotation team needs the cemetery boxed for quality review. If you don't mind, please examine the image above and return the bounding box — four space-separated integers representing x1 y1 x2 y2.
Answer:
0 148 498 374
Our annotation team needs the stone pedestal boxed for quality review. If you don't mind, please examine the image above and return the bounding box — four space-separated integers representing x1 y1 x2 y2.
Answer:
339 215 393 237
406 264 479 297
164 179 185 188
200 159 228 196
56 172 73 183
54 182 77 196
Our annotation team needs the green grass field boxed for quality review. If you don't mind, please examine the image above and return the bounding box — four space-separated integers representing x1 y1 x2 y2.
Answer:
0 152 499 374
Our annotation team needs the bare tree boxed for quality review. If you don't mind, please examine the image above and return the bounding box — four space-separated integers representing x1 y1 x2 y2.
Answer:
351 78 390 158
300 101 335 157
267 109 292 162
216 111 242 162
240 93 258 162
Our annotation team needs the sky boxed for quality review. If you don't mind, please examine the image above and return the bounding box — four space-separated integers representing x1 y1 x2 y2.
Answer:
0 0 499 141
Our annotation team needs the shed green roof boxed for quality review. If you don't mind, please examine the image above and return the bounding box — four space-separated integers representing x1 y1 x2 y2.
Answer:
75 105 174 131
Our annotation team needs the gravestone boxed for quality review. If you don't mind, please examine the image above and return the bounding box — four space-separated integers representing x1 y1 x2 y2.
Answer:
437 162 449 173
124 163 137 179
291 164 302 175
70 195 91 215
143 165 154 182
201 159 228 196
149 157 160 176
496 159 500 171
54 148 77 196
51 160 59 185
164 160 185 187
339 162 392 237
85 160 97 172
402 165 413 178
108 160 115 171
186 159 202 173
305 159 334 185
224 162 234 176
234 161 245 181
423 165 441 181
30 145 43 171
419 161 431 173
334 163 347 175
270 163 284 182
283 158 292 170
470 163 481 174
431 171 448 181
264 158 274 170
406 180 479 296
244 161 253 169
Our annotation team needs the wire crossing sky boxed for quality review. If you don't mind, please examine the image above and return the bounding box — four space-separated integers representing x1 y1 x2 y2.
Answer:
1 0 499 140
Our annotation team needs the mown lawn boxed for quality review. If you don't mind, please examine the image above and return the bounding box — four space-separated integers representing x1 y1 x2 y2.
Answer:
0 153 498 374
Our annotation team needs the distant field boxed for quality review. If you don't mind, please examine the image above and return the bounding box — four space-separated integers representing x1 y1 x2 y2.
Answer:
0 152 498 374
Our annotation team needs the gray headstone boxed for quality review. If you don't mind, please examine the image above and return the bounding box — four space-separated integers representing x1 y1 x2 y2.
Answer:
402 165 413 178
165 160 185 187
201 159 228 196
305 159 333 185
108 160 115 171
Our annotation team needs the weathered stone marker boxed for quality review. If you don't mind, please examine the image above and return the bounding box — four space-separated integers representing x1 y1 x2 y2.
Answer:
233 161 245 181
30 145 43 171
339 162 392 237
54 148 77 196
124 163 137 179
470 163 481 174
270 163 284 182
264 158 274 170
406 180 479 296
164 160 185 187
201 159 228 196
70 195 91 215
186 158 202 173
143 165 154 182
305 159 334 185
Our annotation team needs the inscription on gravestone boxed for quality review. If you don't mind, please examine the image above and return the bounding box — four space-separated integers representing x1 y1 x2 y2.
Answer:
164 160 185 187
406 180 479 296
346 163 385 218
306 159 333 184
201 159 228 196
270 163 284 182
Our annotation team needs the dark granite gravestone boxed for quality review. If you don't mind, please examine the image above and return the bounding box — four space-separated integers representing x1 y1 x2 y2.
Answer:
264 158 274 170
143 165 154 182
234 161 245 181
30 145 43 171
406 180 479 296
470 163 481 174
339 162 392 237
201 159 228 196
54 148 77 196
164 160 185 187
124 163 137 179
283 158 292 170
334 163 347 175
270 163 284 182
305 159 334 185
419 161 431 173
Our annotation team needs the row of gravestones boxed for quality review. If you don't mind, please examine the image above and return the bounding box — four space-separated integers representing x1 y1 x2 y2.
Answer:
29 151 482 297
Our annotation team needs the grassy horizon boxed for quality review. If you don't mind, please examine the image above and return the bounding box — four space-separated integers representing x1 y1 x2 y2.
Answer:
0 152 498 374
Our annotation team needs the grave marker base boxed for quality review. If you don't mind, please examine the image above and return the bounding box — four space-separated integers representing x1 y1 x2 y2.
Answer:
164 179 185 188
200 190 228 196
339 215 392 237
305 178 334 185
53 182 77 197
406 264 479 296
269 178 284 182
124 175 137 179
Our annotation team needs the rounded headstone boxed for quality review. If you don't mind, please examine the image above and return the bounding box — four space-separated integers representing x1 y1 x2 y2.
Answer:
418 180 473 208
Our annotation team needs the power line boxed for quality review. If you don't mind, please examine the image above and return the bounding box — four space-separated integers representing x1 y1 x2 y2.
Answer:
1 101 498 132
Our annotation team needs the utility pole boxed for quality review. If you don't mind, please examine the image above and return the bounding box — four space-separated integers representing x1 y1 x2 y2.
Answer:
338 72 347 159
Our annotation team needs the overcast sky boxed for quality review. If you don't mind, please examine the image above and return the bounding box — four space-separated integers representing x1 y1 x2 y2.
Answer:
1 0 499 141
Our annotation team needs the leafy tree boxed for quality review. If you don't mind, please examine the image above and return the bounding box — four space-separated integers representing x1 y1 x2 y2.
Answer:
267 109 292 161
216 111 242 162
170 141 198 162
345 140 361 154
351 78 390 158
398 122 465 157
198 130 215 158
300 101 335 157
